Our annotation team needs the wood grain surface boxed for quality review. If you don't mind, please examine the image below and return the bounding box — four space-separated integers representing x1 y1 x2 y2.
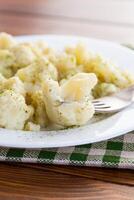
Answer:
0 163 134 200
0 0 134 199
0 0 134 43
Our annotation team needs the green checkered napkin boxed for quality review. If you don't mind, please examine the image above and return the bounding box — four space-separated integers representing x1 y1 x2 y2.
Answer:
0 45 134 169
0 132 134 169
0 131 133 169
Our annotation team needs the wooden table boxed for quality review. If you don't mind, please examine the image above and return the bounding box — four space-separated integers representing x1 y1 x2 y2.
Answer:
0 0 134 199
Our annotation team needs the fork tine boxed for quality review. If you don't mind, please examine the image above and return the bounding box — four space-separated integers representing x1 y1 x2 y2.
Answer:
92 99 111 109
92 100 100 103
95 106 111 109
93 103 105 106
94 108 111 113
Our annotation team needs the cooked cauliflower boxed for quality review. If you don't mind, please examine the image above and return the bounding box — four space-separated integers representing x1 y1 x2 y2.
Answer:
0 73 6 83
0 32 16 49
0 50 15 77
84 55 134 88
16 58 58 84
0 50 15 68
25 122 40 131
93 83 119 98
0 77 25 96
56 53 77 79
0 90 34 130
0 32 133 131
34 40 48 53
11 44 36 70
42 73 97 127
30 91 49 128
61 73 97 101
43 47 57 64
65 43 91 65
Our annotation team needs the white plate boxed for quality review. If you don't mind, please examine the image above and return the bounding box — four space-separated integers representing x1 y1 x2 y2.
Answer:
0 35 134 148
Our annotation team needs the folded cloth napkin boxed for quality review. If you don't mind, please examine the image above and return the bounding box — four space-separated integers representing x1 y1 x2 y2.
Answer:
0 45 134 169
0 131 133 169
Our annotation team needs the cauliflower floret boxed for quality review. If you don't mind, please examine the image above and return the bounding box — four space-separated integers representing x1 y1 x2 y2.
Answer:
0 33 16 49
111 68 134 88
15 42 43 58
61 73 97 101
93 83 119 98
0 50 15 68
0 77 25 96
16 62 38 83
47 100 94 127
29 91 49 128
20 40 49 57
0 50 15 77
0 90 34 130
75 43 90 65
25 122 40 131
42 73 97 127
43 47 57 62
11 44 36 70
84 55 134 88
65 43 91 65
0 73 6 83
0 68 13 78
35 40 48 52
16 58 58 84
84 55 112 82
32 40 58 63
56 53 77 79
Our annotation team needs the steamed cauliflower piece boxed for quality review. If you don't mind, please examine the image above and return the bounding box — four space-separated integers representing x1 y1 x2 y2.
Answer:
0 90 34 130
61 73 97 101
16 58 58 96
16 58 58 84
25 122 40 131
65 43 91 65
93 83 119 98
11 44 36 70
0 73 6 83
16 58 55 128
56 53 77 79
30 91 49 128
0 50 15 68
66 43 134 88
84 55 134 88
0 33 16 49
0 77 25 96
42 73 97 127
0 50 15 77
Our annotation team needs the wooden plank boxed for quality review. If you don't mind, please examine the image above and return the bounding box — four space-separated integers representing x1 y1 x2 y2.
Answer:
24 164 134 187
0 12 134 44
0 0 134 26
19 163 134 186
0 163 133 200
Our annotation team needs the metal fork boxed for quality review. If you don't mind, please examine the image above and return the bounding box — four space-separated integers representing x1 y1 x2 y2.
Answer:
93 85 134 113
